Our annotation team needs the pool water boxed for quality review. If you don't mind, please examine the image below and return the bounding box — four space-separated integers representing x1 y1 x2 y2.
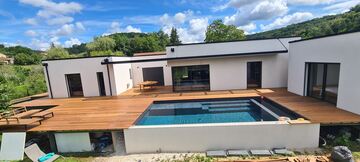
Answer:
136 98 279 125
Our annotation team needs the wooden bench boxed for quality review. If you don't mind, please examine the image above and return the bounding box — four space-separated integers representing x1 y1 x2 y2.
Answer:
31 111 54 119
11 107 42 119
0 118 42 129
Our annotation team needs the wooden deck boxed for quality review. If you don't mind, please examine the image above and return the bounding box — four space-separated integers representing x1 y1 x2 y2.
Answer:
8 87 360 132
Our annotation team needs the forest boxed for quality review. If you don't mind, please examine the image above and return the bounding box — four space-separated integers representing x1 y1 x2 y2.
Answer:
1 4 359 110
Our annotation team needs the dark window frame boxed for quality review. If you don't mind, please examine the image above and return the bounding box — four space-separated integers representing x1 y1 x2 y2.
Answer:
65 73 84 98
305 62 341 105
97 72 106 96
171 64 210 92
247 61 262 89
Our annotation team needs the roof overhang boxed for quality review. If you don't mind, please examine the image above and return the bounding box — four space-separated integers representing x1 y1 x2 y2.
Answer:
101 50 288 64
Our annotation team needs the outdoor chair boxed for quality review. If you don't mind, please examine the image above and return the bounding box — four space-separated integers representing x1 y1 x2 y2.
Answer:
24 143 60 162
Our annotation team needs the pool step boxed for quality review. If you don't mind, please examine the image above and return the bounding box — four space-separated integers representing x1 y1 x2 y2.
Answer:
208 107 252 112
203 103 251 111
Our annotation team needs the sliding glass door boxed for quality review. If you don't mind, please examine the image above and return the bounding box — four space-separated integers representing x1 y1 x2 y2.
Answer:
172 65 210 92
307 63 340 104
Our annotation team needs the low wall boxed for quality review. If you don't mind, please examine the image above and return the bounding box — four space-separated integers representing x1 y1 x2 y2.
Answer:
124 122 320 153
55 132 92 153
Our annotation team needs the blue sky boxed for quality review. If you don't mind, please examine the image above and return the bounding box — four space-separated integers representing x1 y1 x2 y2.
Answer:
0 0 359 50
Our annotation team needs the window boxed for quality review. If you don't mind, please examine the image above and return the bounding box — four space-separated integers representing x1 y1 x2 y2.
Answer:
307 63 340 104
172 65 210 92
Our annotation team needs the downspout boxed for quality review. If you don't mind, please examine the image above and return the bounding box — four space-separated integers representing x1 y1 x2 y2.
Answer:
104 58 113 96
42 63 53 99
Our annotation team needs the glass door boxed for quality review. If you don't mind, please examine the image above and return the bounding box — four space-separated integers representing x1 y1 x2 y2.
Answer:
66 74 84 97
307 63 340 104
308 63 325 100
247 62 262 88
97 72 106 96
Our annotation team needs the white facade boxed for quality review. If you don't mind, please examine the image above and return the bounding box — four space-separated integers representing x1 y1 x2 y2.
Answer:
43 57 133 98
124 122 320 153
167 38 300 90
288 32 360 115
131 55 172 86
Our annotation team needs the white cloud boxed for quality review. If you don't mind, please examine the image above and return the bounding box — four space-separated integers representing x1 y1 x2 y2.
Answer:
50 36 61 46
174 12 187 24
287 0 336 5
53 24 74 36
24 18 38 25
20 0 82 17
51 22 85 36
224 0 288 26
238 23 257 34
103 21 142 35
214 0 262 11
25 30 37 37
124 25 141 33
163 18 208 43
75 22 85 31
260 12 314 31
324 0 360 13
46 16 73 25
109 21 121 33
30 38 50 51
64 38 81 47
160 10 194 26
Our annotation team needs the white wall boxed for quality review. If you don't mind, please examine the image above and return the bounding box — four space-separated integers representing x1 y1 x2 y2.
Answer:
131 55 172 86
288 32 360 115
124 122 320 153
109 57 133 95
44 57 111 98
168 54 288 90
44 57 133 98
55 132 92 153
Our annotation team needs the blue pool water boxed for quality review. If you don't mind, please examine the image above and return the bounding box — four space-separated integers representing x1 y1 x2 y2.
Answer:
136 98 279 125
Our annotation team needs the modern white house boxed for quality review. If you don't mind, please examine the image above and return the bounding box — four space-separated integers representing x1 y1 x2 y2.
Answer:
41 33 360 117
1 32 355 158
43 37 300 98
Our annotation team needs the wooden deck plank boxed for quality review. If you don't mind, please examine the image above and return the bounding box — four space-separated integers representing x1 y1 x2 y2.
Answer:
8 87 360 132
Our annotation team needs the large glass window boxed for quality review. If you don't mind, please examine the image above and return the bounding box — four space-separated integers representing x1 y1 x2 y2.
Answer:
172 65 210 92
307 63 340 104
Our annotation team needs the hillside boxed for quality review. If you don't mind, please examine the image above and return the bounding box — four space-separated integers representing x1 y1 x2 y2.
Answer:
247 4 360 39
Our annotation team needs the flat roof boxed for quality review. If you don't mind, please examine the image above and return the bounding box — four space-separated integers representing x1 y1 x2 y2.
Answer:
166 36 300 47
289 30 360 43
102 50 288 64
103 37 299 64
133 51 166 57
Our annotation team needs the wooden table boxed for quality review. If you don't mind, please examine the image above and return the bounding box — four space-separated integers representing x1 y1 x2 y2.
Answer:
138 81 158 91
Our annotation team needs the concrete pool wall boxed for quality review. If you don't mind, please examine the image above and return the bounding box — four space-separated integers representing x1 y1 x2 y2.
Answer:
124 121 320 153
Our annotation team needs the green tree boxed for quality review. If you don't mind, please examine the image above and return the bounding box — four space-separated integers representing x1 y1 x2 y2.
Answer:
169 27 181 45
205 20 246 42
46 46 70 59
86 37 116 52
14 53 42 65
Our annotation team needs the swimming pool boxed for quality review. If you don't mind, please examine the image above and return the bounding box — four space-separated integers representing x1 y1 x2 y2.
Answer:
136 97 299 125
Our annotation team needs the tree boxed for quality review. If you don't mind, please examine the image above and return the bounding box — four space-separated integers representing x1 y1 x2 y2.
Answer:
46 46 70 59
86 37 116 52
205 20 246 43
169 27 181 45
